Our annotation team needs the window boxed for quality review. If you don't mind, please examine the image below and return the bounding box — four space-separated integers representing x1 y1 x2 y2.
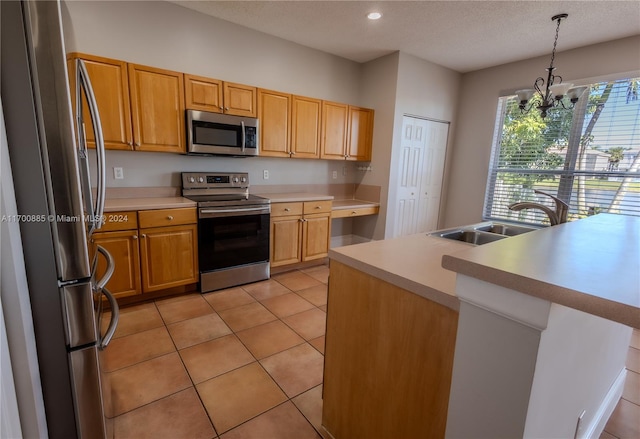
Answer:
484 78 640 226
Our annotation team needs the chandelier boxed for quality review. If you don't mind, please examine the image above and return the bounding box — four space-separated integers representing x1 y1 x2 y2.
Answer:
515 14 587 118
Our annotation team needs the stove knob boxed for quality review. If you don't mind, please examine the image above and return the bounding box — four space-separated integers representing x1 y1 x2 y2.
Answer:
233 177 239 183
198 177 205 183
241 177 247 183
189 177 196 183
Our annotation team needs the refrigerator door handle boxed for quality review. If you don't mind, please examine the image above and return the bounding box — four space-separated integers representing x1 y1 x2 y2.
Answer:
92 245 115 291
99 287 119 350
77 58 106 236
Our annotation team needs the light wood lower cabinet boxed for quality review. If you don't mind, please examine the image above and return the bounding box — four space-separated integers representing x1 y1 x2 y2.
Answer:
139 224 198 292
91 208 198 298
90 211 140 299
270 201 331 268
322 261 458 439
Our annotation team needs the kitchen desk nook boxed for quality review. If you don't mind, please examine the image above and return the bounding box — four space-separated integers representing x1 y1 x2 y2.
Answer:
322 213 638 439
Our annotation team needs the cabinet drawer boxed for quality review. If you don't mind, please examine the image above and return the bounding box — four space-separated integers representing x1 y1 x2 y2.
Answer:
99 211 137 231
271 202 303 217
303 200 332 215
331 206 379 219
138 208 197 228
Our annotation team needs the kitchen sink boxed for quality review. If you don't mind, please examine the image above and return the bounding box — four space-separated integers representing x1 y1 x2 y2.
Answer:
429 222 538 245
473 223 538 236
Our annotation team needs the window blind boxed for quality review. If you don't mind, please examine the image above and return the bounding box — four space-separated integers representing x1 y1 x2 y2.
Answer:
484 78 640 226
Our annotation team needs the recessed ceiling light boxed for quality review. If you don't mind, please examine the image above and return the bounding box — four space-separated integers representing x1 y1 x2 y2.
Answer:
367 12 382 20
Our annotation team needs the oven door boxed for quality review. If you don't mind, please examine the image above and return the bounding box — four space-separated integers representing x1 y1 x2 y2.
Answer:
198 205 270 273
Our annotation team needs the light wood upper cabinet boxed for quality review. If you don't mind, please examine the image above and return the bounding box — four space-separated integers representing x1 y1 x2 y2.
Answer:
258 89 291 158
321 101 349 160
184 74 223 113
128 64 185 153
291 96 321 159
67 53 133 150
321 101 374 161
347 106 374 161
224 82 257 117
185 75 257 117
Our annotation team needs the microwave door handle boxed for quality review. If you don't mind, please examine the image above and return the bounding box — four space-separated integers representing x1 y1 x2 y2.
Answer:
241 121 246 152
78 59 106 234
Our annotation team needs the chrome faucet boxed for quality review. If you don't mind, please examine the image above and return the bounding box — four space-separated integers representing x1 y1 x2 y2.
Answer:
508 189 569 226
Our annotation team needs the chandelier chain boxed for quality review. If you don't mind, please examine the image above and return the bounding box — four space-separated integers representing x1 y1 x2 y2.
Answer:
549 16 563 69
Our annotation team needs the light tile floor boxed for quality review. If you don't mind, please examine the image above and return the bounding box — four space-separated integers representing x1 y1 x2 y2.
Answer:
103 263 640 438
103 264 329 439
601 329 640 439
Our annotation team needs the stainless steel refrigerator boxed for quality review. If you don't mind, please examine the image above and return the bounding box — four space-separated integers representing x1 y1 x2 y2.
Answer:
1 1 119 438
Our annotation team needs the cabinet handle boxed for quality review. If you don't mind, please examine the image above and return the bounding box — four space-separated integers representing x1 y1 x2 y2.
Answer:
135 142 140 147
167 215 174 220
284 208 291 212
141 234 146 238
290 151 295 156
224 107 229 111
133 235 138 240
351 211 357 215
219 106 224 110
315 206 321 209
128 141 133 147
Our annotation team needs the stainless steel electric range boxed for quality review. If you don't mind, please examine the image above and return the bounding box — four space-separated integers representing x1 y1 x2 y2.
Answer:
182 172 270 292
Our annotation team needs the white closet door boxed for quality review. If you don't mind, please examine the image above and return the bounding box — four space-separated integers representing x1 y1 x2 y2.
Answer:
395 116 448 237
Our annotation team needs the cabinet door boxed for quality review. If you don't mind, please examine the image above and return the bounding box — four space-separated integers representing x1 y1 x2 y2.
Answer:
67 53 133 150
320 101 348 160
223 82 257 117
302 213 331 261
139 224 198 292
129 64 185 153
270 216 302 267
258 89 290 157
90 230 141 299
291 96 321 159
184 74 223 113
347 106 374 161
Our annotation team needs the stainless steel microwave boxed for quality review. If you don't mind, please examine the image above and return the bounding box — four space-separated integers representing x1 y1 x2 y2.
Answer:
187 110 259 157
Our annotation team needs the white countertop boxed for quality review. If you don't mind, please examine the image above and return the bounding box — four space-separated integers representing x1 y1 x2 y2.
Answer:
104 197 196 212
329 234 472 311
254 192 334 203
329 214 640 328
442 213 640 329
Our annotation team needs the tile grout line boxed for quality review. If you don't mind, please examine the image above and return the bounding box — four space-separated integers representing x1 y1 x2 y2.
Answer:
110 267 329 438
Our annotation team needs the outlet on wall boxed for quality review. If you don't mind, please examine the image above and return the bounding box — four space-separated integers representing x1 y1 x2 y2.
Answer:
332 170 338 179
113 167 124 180
263 170 269 180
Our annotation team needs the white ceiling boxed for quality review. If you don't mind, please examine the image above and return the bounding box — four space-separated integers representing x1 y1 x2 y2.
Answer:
169 1 640 73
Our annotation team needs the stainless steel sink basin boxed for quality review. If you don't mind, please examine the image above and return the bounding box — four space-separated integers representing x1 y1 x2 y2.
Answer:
438 230 507 245
473 223 538 236
429 221 538 245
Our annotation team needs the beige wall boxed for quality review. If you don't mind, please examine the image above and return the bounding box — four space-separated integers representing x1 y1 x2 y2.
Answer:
443 35 640 228
62 0 362 190
357 52 461 240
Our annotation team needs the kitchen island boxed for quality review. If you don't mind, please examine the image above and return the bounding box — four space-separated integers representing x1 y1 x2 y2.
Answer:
323 213 638 439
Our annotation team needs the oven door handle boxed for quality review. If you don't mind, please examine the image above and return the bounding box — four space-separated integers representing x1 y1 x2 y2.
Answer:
200 207 270 216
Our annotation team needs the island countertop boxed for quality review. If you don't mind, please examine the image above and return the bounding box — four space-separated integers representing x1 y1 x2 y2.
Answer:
329 234 473 311
442 213 640 329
